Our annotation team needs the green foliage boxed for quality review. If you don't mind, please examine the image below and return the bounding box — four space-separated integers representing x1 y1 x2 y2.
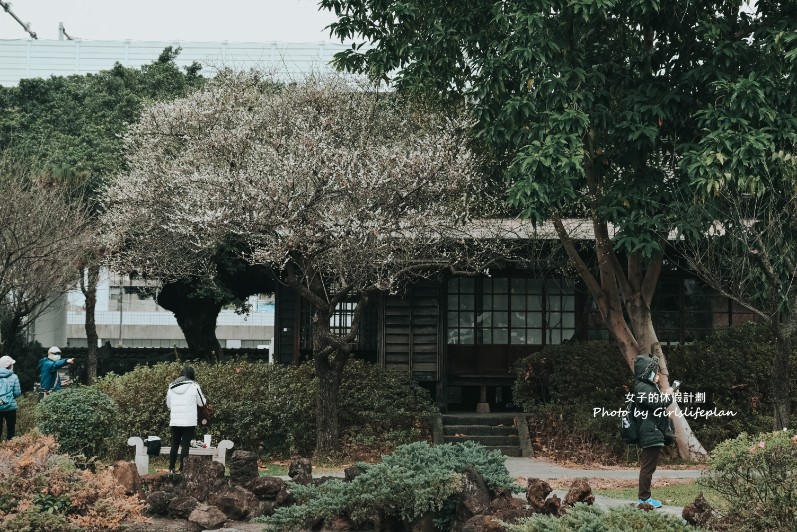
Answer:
13 393 40 436
96 359 436 459
504 503 696 532
258 441 516 529
32 493 73 515
513 341 631 461
36 386 119 457
700 430 797 531
1 509 81 532
667 323 797 450
320 0 764 254
0 47 204 195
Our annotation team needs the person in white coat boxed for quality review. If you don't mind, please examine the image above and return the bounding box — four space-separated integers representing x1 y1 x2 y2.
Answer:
166 366 207 474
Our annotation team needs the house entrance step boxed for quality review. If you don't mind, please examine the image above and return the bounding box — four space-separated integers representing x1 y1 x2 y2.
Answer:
440 413 529 457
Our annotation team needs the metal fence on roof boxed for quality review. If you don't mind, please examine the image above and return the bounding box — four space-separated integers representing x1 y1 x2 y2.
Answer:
0 39 351 86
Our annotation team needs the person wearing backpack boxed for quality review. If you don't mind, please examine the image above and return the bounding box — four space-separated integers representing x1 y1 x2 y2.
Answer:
0 355 22 441
632 354 674 509
37 346 75 396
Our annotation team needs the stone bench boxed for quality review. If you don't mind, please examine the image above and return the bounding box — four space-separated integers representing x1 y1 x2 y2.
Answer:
127 436 234 476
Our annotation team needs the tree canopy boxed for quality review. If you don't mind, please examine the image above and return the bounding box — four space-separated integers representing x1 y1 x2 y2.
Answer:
100 73 509 454
317 0 795 457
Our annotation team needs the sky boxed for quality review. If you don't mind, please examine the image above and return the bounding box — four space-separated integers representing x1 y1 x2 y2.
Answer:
0 0 347 43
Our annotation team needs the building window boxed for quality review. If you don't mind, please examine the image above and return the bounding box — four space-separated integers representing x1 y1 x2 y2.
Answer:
447 277 575 345
331 301 357 337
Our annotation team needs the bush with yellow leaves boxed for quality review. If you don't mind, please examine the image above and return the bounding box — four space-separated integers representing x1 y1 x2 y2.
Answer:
0 431 147 531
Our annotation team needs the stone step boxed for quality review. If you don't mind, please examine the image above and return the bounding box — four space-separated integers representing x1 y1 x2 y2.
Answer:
442 414 516 426
443 425 516 436
444 435 519 446
492 446 522 457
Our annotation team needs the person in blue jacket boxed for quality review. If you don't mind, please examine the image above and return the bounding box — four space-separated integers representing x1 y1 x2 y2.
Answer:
0 355 23 440
38 346 75 394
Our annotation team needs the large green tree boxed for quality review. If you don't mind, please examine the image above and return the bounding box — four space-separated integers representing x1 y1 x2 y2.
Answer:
679 3 797 429
318 0 785 458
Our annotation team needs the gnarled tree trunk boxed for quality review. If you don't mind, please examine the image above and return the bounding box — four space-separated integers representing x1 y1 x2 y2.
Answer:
157 282 223 362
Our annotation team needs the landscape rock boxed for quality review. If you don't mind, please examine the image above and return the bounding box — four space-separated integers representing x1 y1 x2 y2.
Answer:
183 457 226 501
453 468 492 529
168 495 199 519
248 476 289 501
228 450 258 483
489 496 533 523
112 460 142 495
146 490 176 516
344 465 366 482
462 514 504 532
526 478 553 513
188 503 227 530
141 472 182 493
542 494 562 516
563 478 595 506
289 456 313 485
683 492 714 527
207 484 259 520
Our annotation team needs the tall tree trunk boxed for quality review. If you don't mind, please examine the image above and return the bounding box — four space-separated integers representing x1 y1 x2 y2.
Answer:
173 301 223 362
627 293 707 458
157 282 223 362
315 354 341 458
311 307 342 458
772 324 791 430
80 265 100 384
553 214 707 460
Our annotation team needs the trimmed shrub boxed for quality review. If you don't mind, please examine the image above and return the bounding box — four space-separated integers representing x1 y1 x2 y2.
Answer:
504 503 696 531
699 430 797 530
666 323 797 450
36 386 119 457
96 359 437 459
257 441 517 530
513 341 632 463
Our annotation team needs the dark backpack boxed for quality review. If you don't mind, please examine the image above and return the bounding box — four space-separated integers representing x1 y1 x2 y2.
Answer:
620 398 639 445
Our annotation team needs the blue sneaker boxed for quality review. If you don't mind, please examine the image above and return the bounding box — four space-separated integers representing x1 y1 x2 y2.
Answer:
638 497 663 508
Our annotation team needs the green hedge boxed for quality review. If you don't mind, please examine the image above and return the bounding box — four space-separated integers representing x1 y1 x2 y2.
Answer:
666 323 797 450
96 359 437 459
513 341 632 461
513 326 797 460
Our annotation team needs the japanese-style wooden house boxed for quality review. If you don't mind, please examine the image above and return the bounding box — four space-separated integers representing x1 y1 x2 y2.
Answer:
273 267 758 412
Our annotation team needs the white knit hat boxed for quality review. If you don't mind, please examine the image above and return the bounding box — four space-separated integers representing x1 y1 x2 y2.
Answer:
0 355 15 369
48 346 61 354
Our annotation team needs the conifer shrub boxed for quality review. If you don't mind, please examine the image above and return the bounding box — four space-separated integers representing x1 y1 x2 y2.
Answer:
257 441 517 530
698 430 797 531
504 503 696 531
36 386 119 457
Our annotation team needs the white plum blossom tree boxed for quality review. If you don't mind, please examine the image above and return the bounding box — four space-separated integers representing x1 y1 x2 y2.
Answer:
101 73 512 456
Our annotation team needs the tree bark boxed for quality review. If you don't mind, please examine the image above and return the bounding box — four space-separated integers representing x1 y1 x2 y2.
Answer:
554 215 707 460
772 325 791 430
80 265 100 384
157 283 223 362
315 354 341 458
